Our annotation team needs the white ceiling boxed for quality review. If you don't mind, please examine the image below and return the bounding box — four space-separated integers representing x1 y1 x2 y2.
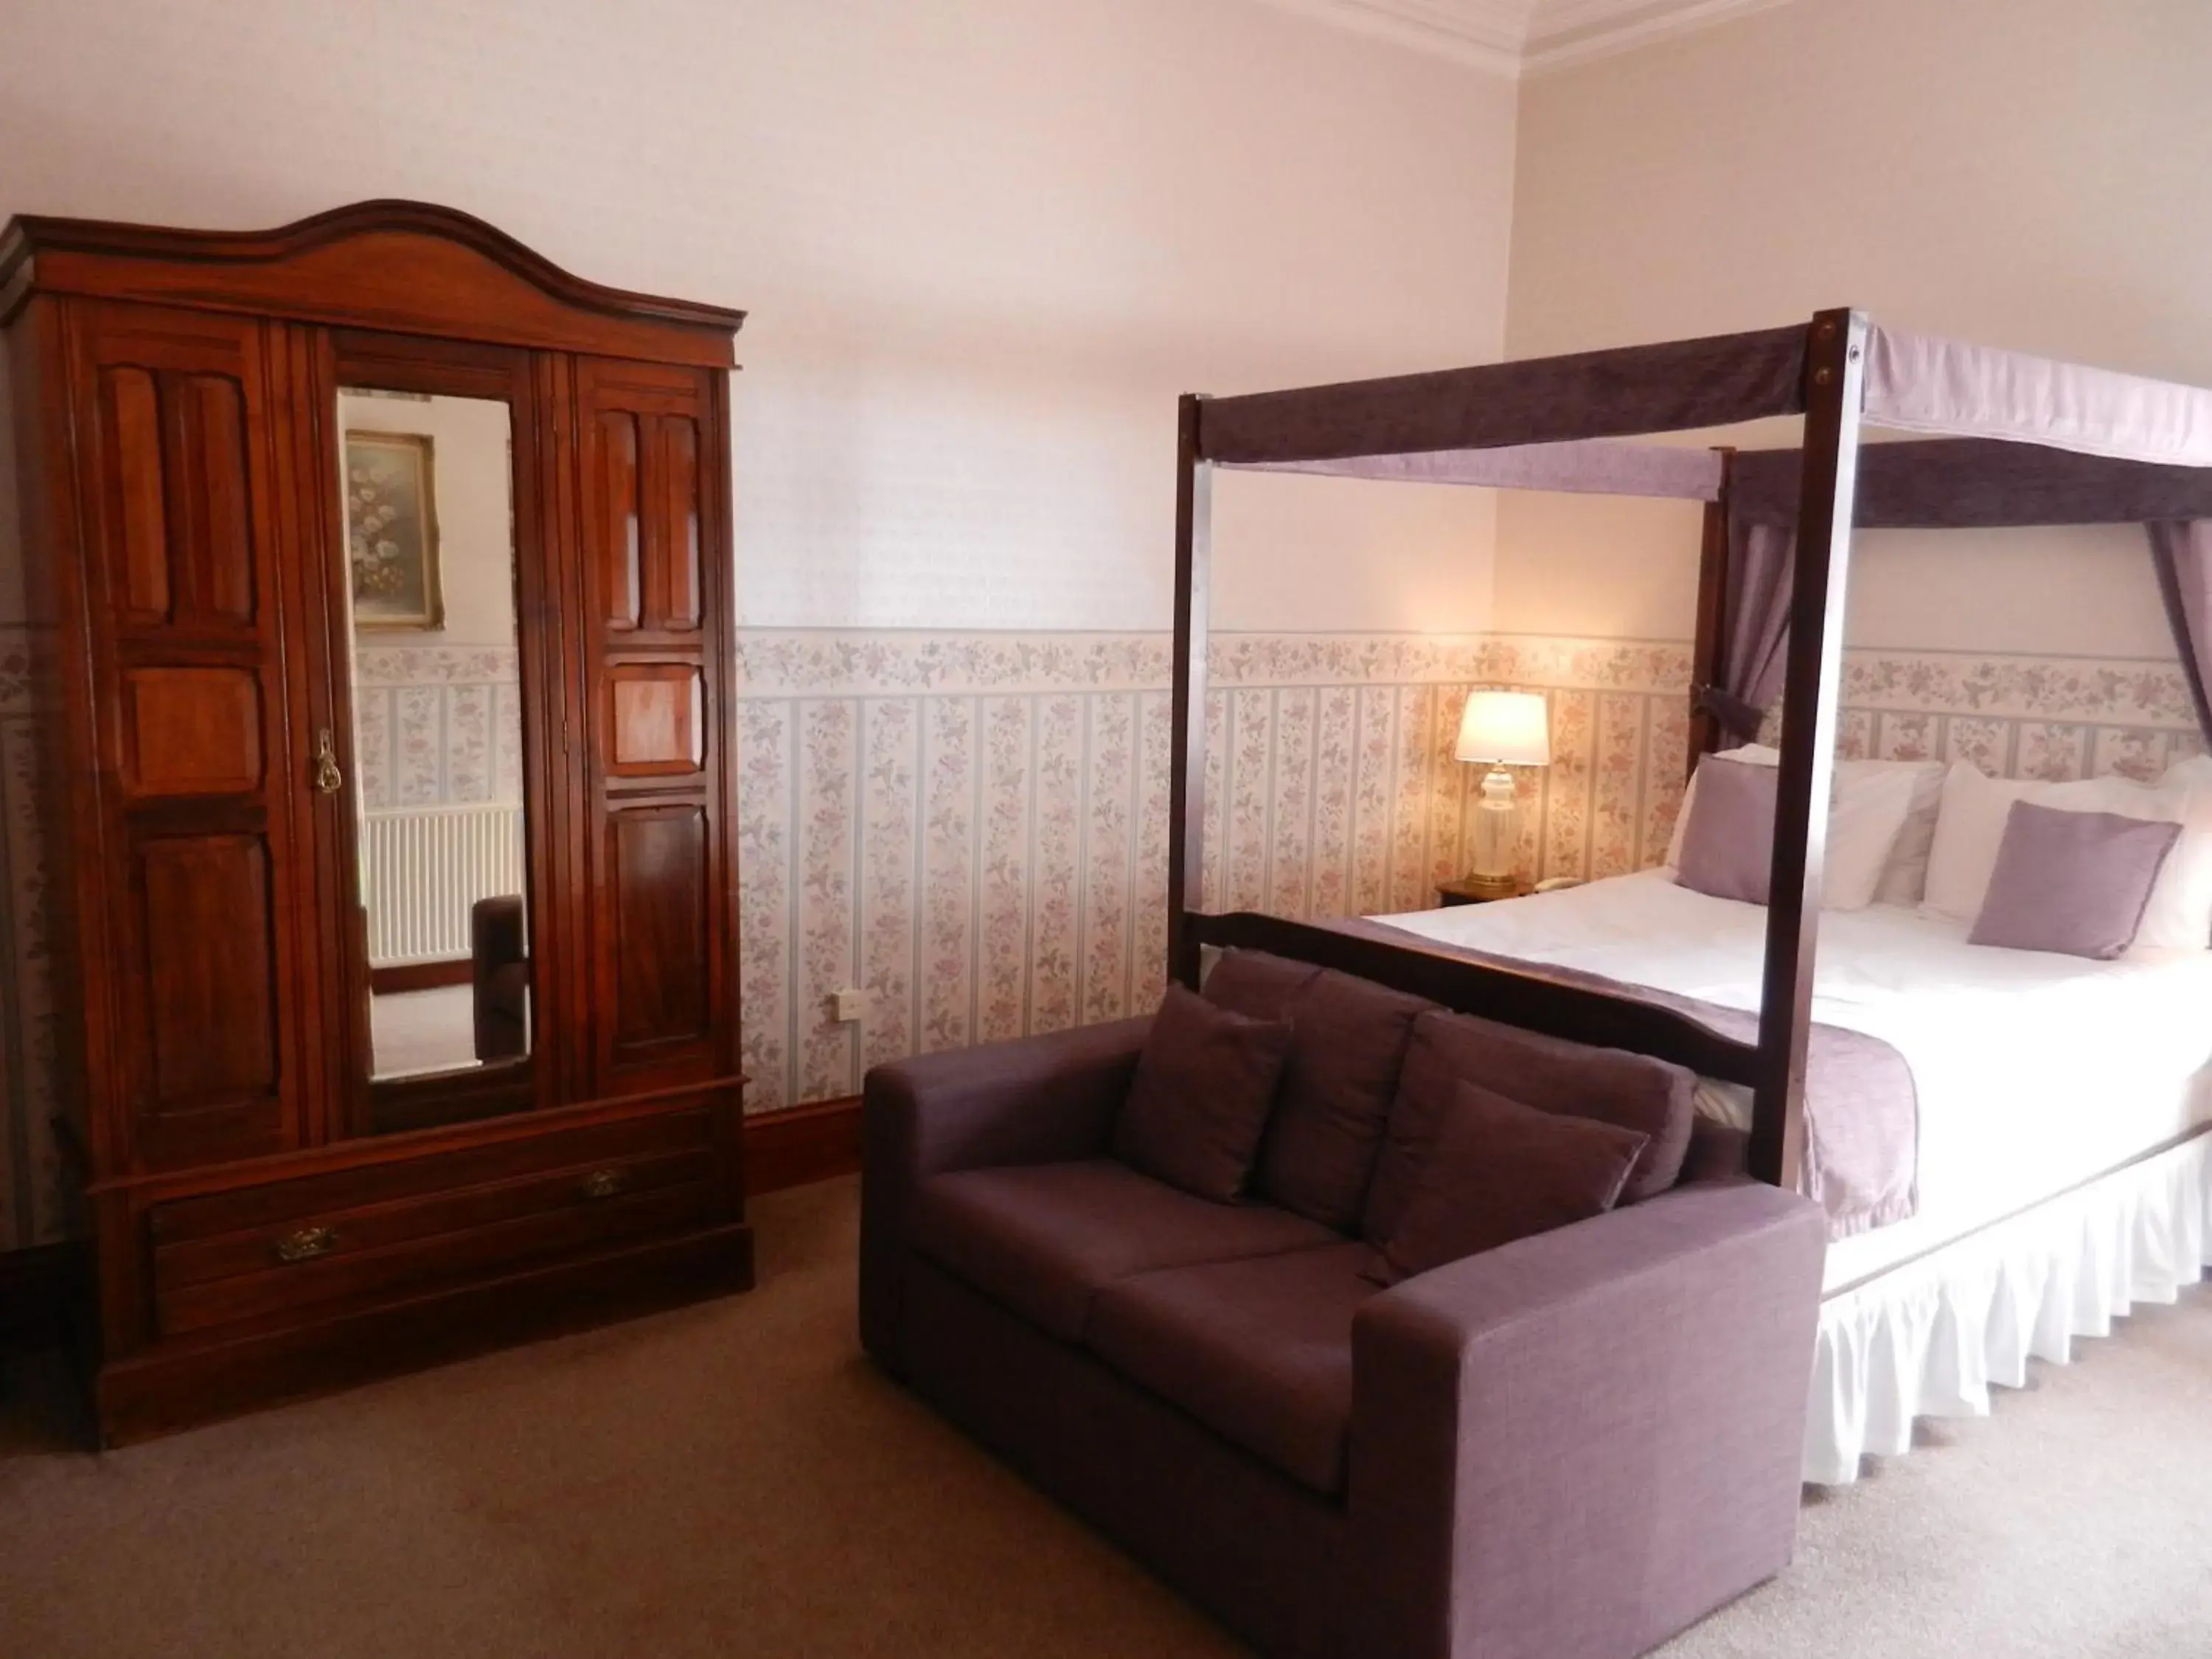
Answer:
1258 0 1796 77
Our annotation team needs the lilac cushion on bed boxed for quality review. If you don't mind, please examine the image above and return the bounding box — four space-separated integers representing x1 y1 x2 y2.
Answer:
1675 754 1778 905
1967 801 2183 960
1113 984 1293 1203
1366 1079 1649 1287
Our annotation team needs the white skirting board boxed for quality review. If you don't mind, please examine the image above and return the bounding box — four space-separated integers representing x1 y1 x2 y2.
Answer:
1807 1133 2212 1485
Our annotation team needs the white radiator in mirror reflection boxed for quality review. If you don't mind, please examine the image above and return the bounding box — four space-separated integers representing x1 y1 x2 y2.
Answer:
361 803 526 965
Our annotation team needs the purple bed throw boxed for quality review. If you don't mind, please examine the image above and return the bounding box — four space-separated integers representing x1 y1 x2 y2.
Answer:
1336 917 1920 1239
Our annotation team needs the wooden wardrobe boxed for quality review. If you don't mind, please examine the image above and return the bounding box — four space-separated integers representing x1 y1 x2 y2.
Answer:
0 201 754 1442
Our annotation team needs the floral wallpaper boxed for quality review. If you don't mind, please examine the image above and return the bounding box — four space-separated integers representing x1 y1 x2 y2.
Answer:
0 625 2202 1248
733 630 1506 1111
732 629 2207 1115
352 645 525 810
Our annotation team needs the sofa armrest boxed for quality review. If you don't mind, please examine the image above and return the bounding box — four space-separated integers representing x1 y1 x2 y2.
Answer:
1347 1180 1826 1659
858 1016 1152 1371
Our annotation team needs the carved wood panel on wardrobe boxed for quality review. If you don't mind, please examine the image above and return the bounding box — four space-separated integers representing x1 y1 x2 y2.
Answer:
70 301 324 1174
576 358 737 1096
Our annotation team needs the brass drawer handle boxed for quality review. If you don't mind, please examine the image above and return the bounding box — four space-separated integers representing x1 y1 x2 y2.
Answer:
273 1225 339 1265
578 1168 625 1201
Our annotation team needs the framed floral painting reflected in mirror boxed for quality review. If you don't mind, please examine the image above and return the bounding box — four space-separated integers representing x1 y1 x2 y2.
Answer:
346 429 445 630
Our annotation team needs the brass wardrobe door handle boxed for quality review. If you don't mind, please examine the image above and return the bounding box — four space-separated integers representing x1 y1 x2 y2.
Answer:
579 1169 625 1201
312 727 344 795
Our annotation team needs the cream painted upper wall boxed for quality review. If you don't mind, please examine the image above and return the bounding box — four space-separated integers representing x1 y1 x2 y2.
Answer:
1498 0 2210 655
0 0 1517 634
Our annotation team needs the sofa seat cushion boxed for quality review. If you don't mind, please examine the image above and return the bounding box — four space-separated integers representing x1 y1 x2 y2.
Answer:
1087 1242 1377 1495
908 1160 1337 1343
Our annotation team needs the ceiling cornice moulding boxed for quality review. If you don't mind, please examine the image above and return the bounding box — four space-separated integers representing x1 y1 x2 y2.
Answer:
1254 0 1528 77
1523 0 1797 74
1249 0 1797 78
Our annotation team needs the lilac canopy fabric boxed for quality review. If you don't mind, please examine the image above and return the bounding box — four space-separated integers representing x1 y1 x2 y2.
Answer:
1223 438 1725 501
2149 520 2212 741
1865 327 2212 469
1201 322 2212 479
1202 322 2212 749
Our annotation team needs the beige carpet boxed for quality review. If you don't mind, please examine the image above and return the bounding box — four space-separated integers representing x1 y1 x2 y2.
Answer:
3 1178 2208 1659
369 985 483 1079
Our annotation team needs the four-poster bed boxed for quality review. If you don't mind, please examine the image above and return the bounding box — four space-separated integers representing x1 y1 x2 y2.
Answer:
1168 310 2212 1480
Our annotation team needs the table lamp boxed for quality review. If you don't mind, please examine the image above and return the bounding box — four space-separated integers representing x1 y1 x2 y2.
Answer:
1455 690 1551 898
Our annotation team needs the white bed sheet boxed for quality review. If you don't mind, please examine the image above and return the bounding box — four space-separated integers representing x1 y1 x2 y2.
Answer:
1375 869 2212 1293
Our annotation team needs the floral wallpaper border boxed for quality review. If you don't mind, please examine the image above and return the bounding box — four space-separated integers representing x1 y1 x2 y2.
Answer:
734 628 1493 698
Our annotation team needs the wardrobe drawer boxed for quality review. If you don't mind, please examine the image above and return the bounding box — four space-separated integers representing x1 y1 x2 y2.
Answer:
152 1164 719 1338
146 1110 724 1338
149 1109 715 1247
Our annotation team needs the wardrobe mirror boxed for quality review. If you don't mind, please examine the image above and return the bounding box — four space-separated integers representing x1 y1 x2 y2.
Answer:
336 387 533 1093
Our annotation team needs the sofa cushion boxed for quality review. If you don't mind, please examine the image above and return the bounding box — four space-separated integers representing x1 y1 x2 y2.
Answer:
1200 946 1322 1012
1204 950 1436 1231
1115 984 1294 1203
1366 1080 1649 1286
1088 1241 1377 1495
1365 1009 1697 1242
908 1160 1337 1343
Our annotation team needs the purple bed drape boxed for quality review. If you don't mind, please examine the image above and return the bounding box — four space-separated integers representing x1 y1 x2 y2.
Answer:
2149 521 2212 742
1708 520 2212 750
1699 521 1795 742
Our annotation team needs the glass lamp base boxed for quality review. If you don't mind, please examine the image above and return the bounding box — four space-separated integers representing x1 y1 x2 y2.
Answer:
1463 767 1522 897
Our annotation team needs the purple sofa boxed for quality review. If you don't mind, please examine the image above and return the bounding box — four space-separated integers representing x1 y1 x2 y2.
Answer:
860 954 1826 1659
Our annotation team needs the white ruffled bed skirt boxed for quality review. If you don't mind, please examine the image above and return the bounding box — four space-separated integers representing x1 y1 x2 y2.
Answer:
1806 1133 2212 1485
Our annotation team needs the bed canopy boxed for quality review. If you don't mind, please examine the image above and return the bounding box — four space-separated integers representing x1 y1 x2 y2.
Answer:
1170 310 2212 1190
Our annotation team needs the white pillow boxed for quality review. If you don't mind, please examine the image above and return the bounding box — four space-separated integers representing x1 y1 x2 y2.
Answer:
1862 760 1948 907
2163 751 2212 792
2157 754 2212 948
1664 744 1921 911
1826 765 1927 910
1921 762 2209 949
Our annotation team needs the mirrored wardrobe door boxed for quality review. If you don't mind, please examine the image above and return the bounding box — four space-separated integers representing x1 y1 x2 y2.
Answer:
314 334 556 1136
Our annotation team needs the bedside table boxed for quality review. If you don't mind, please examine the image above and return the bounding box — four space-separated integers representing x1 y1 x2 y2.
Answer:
1434 876 1529 907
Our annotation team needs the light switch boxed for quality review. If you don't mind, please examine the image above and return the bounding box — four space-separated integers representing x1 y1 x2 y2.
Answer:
833 987 866 1023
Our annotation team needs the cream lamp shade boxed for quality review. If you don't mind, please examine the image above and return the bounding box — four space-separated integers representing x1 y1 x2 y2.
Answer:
1455 692 1551 768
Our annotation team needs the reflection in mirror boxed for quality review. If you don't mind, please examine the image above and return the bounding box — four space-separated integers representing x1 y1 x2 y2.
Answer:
338 389 529 1085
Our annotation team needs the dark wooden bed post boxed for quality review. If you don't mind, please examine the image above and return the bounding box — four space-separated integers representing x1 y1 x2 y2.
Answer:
1168 392 1212 989
1686 448 1737 776
1750 310 1870 1186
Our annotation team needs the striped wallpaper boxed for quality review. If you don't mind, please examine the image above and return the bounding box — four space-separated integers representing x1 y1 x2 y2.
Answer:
729 630 2203 1113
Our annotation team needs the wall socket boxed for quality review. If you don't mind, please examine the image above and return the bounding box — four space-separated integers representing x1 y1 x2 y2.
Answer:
832 987 866 1023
